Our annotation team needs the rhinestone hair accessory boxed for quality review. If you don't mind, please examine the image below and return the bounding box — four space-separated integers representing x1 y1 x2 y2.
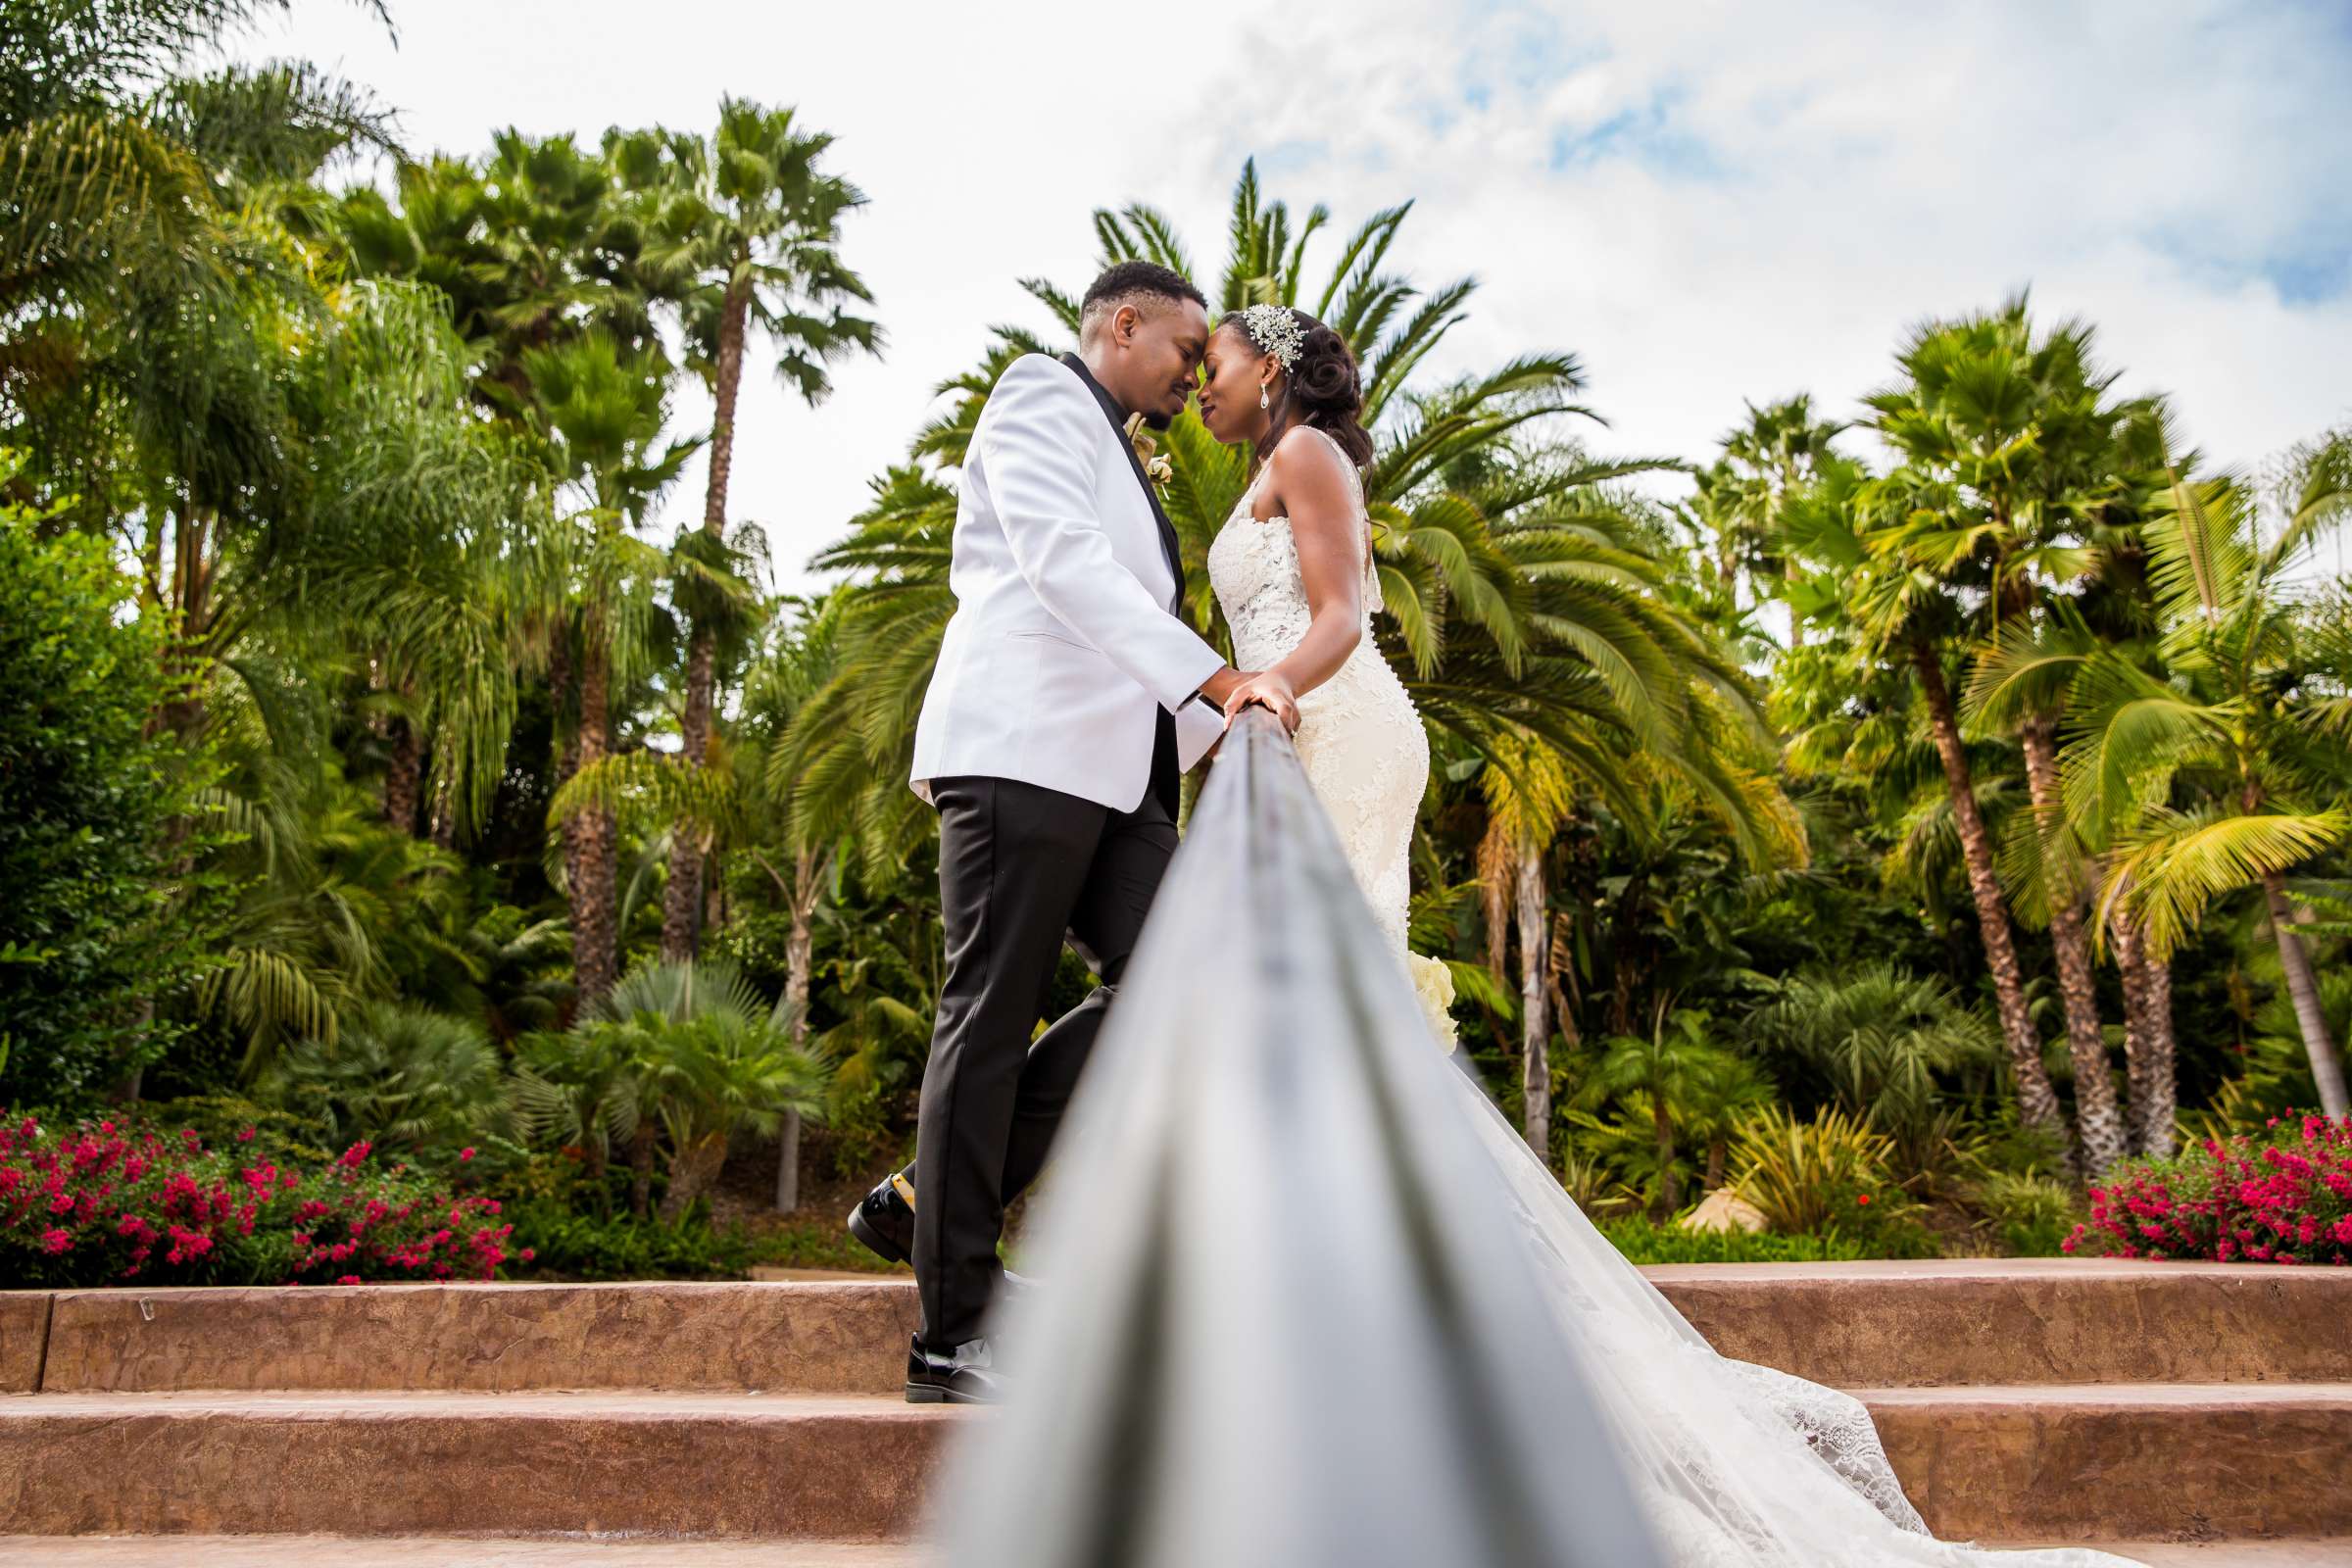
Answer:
1240 303 1305 370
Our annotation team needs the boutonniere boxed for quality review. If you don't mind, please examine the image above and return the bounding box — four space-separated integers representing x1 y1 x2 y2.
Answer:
1123 412 1175 490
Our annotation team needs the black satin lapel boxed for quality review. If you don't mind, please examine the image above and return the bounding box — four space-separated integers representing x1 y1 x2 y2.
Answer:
1059 353 1187 607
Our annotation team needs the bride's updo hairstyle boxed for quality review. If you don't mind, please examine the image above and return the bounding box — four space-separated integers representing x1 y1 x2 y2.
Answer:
1223 304 1377 467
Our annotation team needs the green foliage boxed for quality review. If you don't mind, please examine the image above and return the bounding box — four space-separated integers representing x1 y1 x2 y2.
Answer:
497 1197 760 1280
258 1000 516 1164
0 495 224 1106
7 18 2350 1274
1596 1216 1876 1265
1729 1104 1902 1235
1747 963 2002 1186
1964 1167 2081 1256
514 956 828 1221
499 1198 897 1281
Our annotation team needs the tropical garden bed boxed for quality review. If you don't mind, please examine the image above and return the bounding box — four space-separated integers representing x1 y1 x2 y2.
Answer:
6 7 2352 1297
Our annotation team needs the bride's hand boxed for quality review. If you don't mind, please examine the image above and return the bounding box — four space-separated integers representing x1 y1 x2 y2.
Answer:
1223 669 1300 734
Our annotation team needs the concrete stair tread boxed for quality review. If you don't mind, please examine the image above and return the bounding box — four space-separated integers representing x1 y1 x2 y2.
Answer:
0 1541 925 1565
23 1260 2342 1397
0 1540 2344 1567
1855 1381 2352 1407
6 1389 960 1419
1640 1258 2321 1280
0 1389 955 1539
8 1266 2346 1545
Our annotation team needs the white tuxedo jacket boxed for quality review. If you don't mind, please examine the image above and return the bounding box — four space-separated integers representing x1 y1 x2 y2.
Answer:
910 353 1228 812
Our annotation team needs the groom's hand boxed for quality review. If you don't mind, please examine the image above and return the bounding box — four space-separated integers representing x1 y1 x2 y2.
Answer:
1197 665 1246 710
1223 669 1300 734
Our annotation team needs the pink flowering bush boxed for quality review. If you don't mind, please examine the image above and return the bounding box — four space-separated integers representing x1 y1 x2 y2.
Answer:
0 1112 526 1287
2063 1113 2352 1266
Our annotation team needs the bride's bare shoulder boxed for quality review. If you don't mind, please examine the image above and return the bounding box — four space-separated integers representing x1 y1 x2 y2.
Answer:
1264 423 1357 504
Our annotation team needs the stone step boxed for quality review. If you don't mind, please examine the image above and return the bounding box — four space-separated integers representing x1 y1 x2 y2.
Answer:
0 1392 953 1540
24 1280 918 1396
1859 1382 2352 1543
0 1542 927 1566
1648 1259 2352 1388
18 1260 2344 1396
3 1541 2343 1566
5 1381 2347 1544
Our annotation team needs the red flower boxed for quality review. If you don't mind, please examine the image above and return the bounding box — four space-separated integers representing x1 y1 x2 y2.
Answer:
458 1148 476 1163
1854 1194 1872 1206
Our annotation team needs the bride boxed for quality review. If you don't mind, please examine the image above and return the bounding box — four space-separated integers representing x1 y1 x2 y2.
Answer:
1193 302 2139 1568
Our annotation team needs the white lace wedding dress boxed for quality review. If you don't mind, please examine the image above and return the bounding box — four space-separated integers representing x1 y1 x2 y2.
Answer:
1203 425 2139 1568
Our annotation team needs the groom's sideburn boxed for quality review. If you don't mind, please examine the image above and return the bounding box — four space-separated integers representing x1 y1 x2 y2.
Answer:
909 745 1180 1349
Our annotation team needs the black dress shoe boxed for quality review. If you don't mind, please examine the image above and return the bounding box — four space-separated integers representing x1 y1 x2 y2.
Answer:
906 1335 1008 1404
847 1170 916 1265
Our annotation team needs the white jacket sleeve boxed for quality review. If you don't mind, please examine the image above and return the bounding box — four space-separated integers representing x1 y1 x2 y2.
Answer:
1174 697 1227 772
980 358 1226 714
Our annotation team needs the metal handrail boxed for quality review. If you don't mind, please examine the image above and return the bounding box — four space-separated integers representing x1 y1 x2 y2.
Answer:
932 708 1665 1568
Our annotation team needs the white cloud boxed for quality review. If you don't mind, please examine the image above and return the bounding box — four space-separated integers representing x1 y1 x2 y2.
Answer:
232 0 2352 591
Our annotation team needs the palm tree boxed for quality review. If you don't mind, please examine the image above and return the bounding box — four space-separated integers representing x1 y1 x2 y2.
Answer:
1791 429 2070 1152
551 598 849 1208
523 330 702 1009
1479 736 1577 1147
1680 1051 1779 1194
1708 395 1847 649
1863 297 2148 1171
262 999 510 1154
629 104 880 962
2069 428 2352 1116
515 956 824 1221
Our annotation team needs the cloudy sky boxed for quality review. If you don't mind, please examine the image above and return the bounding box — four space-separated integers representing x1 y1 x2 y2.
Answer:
233 0 2352 592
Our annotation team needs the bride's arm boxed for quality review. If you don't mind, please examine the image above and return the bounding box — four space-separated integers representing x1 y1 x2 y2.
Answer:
1259 431 1365 699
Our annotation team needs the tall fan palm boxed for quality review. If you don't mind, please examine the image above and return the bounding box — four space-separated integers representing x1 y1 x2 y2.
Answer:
627 103 880 961
337 128 667 414
2067 428 2352 1116
523 330 702 1009
550 599 849 1209
1706 396 1847 649
1784 451 2070 1150
1862 297 2151 1172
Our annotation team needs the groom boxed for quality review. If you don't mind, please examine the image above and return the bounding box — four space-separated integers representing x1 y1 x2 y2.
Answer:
844 262 1298 1402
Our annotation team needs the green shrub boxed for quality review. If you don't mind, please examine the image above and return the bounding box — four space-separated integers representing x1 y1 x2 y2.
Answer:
499 1200 899 1280
1599 1217 1873 1264
0 503 226 1107
1729 1104 1894 1232
259 1001 515 1164
1964 1167 2080 1256
499 1198 759 1280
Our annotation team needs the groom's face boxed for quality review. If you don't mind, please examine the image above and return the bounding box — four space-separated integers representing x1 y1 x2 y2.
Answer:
1111 298 1211 430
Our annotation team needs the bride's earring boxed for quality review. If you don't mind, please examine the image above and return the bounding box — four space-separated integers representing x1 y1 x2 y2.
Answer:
1258 381 1270 411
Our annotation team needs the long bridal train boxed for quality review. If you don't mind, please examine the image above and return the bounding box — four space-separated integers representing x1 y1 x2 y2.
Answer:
924 711 2141 1568
1454 1067 2139 1567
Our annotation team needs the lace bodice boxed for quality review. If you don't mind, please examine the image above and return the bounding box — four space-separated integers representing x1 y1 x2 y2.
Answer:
1206 432 1384 667
1207 429 1425 954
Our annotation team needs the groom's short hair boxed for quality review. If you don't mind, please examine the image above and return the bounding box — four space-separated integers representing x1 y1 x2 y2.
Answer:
1079 261 1206 343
